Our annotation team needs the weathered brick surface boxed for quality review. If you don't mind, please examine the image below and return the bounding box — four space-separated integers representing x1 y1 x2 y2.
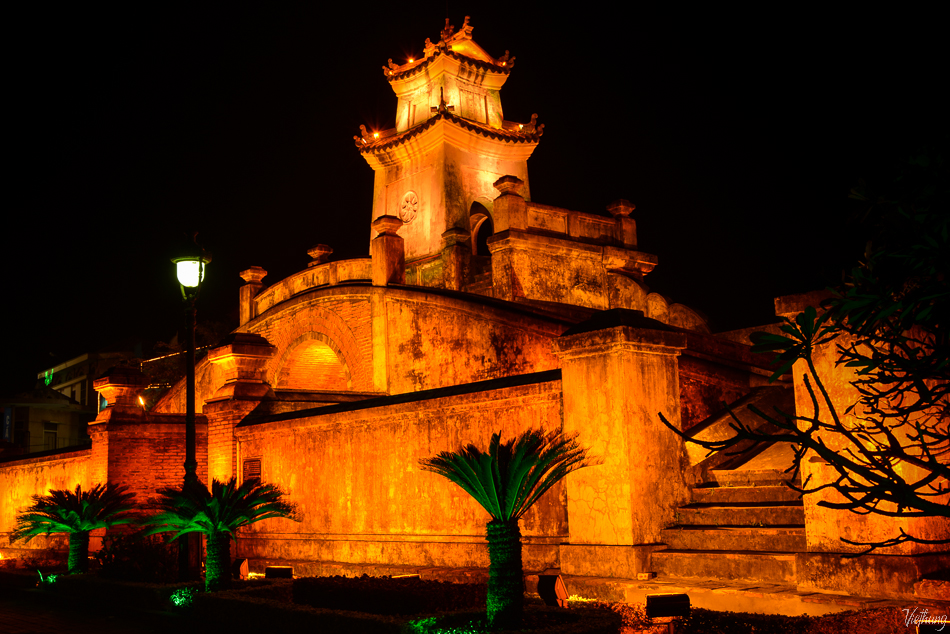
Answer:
102 416 208 506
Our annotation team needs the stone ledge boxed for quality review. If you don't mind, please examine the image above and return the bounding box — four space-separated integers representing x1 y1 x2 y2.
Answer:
240 559 950 617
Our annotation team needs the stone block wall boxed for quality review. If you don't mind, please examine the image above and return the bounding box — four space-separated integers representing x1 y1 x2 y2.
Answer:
0 447 91 557
233 373 566 572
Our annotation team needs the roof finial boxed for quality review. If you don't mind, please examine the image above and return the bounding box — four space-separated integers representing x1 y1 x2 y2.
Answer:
441 18 455 42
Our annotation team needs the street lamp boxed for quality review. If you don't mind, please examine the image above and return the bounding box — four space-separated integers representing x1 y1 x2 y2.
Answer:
171 234 211 486
171 232 210 581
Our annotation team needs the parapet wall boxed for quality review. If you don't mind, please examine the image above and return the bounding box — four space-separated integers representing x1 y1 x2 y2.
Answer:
0 447 91 558
232 372 566 572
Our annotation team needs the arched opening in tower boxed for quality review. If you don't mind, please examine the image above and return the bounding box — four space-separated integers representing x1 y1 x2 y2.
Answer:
277 339 349 391
470 202 494 256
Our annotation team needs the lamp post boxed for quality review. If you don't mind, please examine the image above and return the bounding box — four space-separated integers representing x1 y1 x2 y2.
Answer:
172 233 210 579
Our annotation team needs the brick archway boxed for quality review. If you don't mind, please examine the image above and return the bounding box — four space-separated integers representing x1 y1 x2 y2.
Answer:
259 300 372 392
274 331 351 390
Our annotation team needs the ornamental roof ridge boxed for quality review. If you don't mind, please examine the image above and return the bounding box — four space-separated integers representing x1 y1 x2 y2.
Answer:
382 45 512 82
354 111 543 154
381 16 513 81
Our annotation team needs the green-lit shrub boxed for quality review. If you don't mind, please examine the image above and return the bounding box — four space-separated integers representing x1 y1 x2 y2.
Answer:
170 586 197 608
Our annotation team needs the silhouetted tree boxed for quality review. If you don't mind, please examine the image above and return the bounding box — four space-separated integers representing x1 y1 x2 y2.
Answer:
662 147 949 553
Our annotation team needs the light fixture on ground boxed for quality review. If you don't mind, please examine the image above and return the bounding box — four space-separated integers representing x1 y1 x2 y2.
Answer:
171 232 211 581
646 593 690 634
537 574 569 608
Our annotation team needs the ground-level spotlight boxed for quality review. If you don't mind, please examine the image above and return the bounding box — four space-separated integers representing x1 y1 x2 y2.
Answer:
537 574 569 608
232 558 249 580
646 593 690 634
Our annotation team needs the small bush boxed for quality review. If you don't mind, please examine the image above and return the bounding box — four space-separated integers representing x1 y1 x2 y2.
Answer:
170 586 197 608
93 530 178 583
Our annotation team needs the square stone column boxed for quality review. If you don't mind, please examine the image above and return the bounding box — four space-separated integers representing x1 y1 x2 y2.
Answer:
441 227 471 290
371 215 405 286
204 332 276 483
553 309 691 578
239 267 267 326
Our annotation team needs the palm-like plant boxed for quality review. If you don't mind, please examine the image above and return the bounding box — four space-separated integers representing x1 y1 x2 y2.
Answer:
143 477 297 592
419 428 600 630
12 483 136 574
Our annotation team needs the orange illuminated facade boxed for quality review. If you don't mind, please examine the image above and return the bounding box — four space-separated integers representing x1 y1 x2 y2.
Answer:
1 17 946 609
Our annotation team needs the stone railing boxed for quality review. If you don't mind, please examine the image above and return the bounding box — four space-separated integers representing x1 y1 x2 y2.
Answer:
254 259 372 314
525 202 622 245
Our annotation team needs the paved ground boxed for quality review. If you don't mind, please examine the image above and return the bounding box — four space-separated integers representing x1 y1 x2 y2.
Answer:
0 588 206 634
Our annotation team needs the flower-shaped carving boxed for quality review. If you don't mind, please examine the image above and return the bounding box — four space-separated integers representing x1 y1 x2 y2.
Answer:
400 191 419 223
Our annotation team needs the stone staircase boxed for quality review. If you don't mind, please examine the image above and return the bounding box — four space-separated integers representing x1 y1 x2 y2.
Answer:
654 386 807 585
655 467 805 585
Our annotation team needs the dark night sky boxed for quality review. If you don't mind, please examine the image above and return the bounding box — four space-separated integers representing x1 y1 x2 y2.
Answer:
3 5 943 393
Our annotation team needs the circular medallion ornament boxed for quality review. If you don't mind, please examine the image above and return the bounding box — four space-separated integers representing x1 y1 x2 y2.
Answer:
399 191 419 224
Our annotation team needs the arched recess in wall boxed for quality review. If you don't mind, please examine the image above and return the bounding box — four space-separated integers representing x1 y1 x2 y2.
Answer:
273 332 351 391
470 199 494 256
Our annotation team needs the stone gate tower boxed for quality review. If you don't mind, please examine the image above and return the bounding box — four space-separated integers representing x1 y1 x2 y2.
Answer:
357 17 543 272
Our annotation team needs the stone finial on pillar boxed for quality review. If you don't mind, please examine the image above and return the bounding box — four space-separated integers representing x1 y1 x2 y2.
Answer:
441 227 472 291
239 267 267 327
307 244 333 267
371 215 406 286
206 332 276 400
93 365 150 422
606 199 637 248
493 175 527 232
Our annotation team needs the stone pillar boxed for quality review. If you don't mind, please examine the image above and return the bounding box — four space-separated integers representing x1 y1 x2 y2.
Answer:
239 267 267 327
204 333 276 483
606 199 637 248
553 309 690 578
371 215 405 286
487 176 528 302
89 366 150 486
492 175 527 232
92 365 149 424
441 227 471 291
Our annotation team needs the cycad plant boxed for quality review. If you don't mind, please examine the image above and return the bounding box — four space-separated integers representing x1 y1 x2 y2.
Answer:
419 428 600 630
12 483 136 574
143 477 297 592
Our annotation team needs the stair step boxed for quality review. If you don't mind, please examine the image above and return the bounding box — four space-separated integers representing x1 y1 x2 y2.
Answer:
676 505 804 526
692 485 802 505
705 469 797 487
660 526 806 552
653 549 797 584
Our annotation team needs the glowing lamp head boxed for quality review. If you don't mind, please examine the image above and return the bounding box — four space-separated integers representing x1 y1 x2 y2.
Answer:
174 258 208 287
172 234 211 297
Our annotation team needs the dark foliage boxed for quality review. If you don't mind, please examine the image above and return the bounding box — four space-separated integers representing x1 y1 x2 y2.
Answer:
293 574 487 615
93 529 179 583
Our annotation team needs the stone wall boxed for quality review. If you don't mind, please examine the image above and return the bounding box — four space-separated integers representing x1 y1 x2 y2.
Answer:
232 372 566 572
0 447 91 558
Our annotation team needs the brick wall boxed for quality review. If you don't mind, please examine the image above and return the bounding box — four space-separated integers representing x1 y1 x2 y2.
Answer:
101 415 208 507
